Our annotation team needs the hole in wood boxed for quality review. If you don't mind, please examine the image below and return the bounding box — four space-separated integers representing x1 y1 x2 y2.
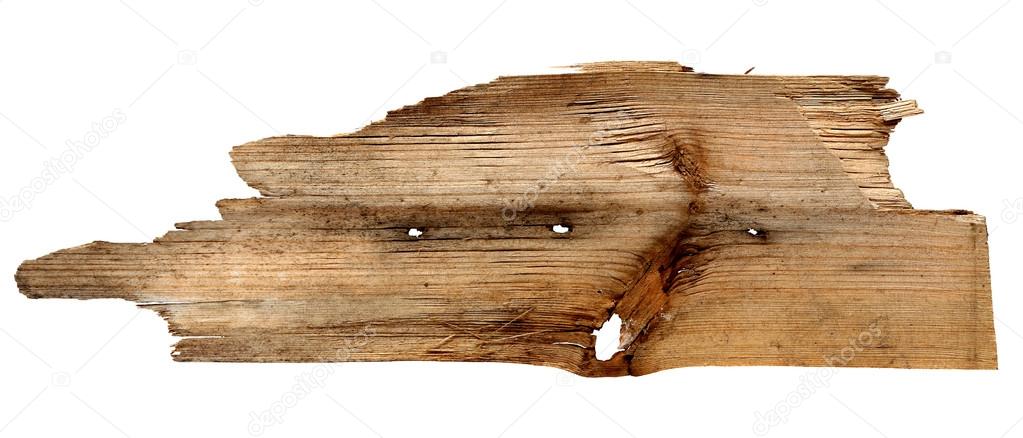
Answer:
408 228 424 238
593 313 623 361
552 224 571 234
747 228 760 236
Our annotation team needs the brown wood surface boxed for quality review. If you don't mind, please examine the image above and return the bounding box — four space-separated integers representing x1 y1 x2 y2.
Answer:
15 61 996 376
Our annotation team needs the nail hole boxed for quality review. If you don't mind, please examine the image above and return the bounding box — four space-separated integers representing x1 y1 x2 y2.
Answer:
552 224 571 234
408 228 424 238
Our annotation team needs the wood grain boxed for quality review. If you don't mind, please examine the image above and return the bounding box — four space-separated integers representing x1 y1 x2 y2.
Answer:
15 61 995 376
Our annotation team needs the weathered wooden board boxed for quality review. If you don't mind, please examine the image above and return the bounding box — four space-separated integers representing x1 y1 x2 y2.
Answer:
16 62 996 376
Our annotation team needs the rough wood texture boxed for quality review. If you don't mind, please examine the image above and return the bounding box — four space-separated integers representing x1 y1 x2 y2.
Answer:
15 62 996 376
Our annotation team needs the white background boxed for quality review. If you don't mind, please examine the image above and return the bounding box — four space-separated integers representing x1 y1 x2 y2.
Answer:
1 0 1022 436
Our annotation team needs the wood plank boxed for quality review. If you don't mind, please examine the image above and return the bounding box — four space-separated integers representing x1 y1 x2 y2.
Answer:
15 61 995 376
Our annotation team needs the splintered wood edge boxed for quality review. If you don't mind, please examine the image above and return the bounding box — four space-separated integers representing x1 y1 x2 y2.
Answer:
15 61 995 377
